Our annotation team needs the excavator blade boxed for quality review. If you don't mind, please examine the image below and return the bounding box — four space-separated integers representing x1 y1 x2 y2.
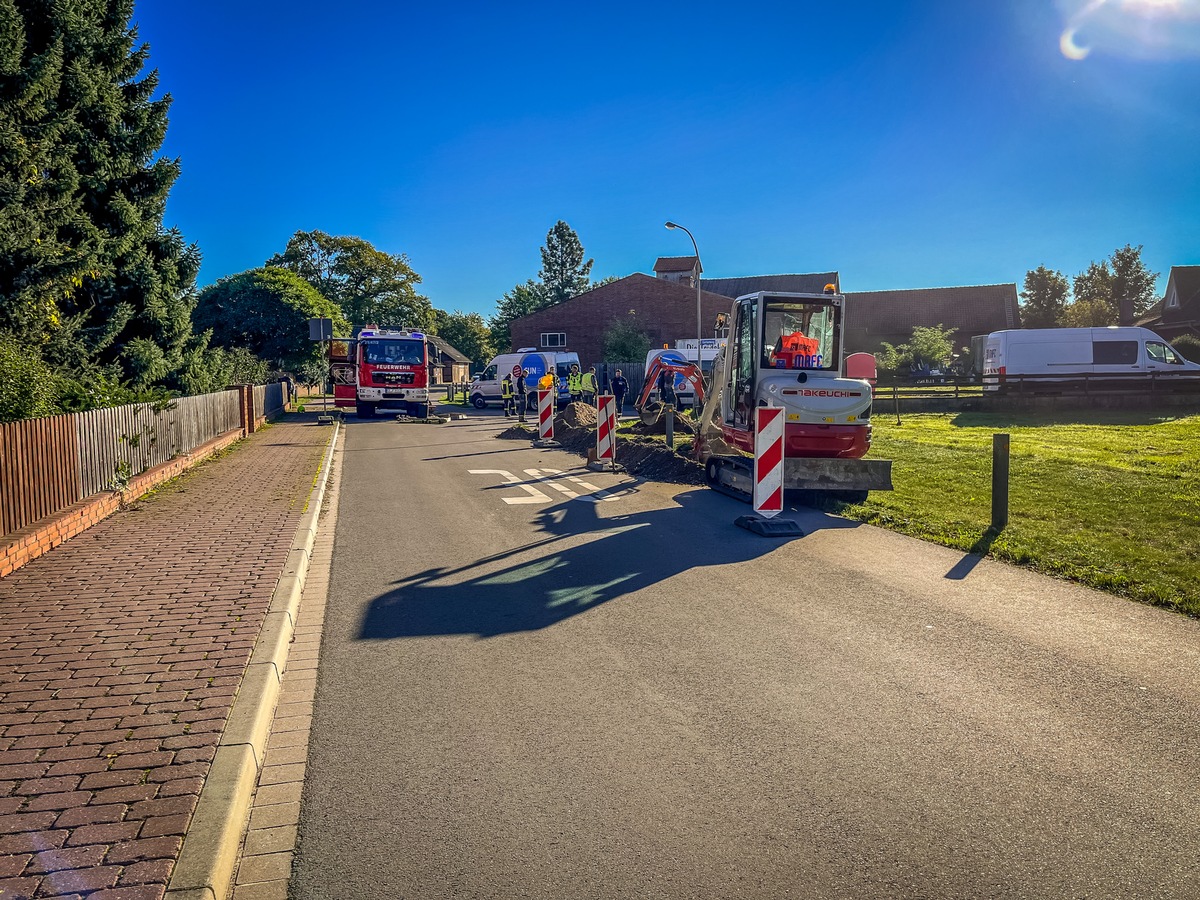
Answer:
783 457 893 491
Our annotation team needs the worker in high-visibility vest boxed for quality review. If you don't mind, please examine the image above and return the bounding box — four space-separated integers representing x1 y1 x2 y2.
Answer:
501 374 515 417
567 364 583 404
581 366 598 405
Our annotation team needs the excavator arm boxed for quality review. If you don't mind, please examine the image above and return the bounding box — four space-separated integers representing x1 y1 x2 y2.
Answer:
635 358 706 425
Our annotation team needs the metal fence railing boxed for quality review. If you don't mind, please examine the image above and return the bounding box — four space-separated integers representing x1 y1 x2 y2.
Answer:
1 389 243 539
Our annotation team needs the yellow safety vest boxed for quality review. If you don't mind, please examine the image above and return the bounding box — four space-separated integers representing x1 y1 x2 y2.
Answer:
501 379 513 398
581 372 597 393
568 372 582 393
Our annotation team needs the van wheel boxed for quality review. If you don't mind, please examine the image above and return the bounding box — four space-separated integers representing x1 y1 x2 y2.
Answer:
472 394 487 409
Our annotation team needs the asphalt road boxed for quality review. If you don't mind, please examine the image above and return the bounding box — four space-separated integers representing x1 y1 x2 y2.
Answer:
291 409 1200 899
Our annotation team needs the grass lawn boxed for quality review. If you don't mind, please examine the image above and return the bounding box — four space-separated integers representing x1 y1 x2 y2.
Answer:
835 411 1200 615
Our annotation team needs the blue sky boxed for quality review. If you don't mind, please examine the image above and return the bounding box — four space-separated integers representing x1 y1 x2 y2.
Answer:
133 1 1200 318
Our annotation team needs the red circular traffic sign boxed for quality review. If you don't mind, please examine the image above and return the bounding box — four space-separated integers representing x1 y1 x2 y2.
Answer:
512 364 523 377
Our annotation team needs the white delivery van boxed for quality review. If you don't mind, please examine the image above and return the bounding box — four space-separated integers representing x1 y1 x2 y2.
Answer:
470 349 580 408
982 326 1200 391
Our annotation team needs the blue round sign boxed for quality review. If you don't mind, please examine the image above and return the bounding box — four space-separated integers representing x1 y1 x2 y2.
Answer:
519 353 547 383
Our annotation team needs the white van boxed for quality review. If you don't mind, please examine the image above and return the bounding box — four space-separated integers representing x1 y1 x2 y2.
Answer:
982 326 1200 391
470 349 581 408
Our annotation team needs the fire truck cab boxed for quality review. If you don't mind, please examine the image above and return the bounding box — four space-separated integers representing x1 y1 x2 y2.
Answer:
350 328 433 419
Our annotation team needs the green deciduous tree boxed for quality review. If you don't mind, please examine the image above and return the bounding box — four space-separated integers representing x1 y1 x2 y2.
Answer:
487 279 547 352
1060 298 1119 327
1019 266 1069 328
192 268 348 374
537 220 593 305
0 0 201 388
1062 246 1159 326
876 324 956 373
602 316 652 362
432 310 495 370
1110 244 1159 318
267 230 433 332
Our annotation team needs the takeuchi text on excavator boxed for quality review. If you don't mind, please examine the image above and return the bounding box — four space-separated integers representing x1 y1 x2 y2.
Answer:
691 287 893 503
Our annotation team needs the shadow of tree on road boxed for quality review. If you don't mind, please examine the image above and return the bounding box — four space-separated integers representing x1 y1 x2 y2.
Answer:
358 490 855 640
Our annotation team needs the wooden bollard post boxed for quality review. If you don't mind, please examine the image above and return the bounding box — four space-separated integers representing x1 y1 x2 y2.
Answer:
992 433 1010 530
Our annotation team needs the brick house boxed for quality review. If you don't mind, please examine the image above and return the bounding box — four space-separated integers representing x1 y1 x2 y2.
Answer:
508 256 1020 365
508 273 733 369
427 335 471 384
841 284 1020 355
1139 265 1200 341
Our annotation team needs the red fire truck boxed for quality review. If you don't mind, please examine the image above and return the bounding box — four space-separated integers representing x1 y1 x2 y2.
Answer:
329 328 434 418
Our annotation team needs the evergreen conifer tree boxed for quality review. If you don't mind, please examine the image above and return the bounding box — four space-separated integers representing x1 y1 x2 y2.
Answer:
0 0 199 387
537 220 593 305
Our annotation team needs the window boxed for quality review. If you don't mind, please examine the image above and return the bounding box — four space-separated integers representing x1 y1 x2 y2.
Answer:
541 332 566 348
1092 340 1138 365
759 297 839 371
1166 288 1178 309
1147 342 1183 365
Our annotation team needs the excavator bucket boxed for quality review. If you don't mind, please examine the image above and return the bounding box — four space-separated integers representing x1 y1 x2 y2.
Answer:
638 401 664 427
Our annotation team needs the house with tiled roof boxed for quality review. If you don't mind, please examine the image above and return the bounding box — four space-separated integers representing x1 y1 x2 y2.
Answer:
653 255 701 285
426 335 471 384
702 272 840 298
1139 266 1200 341
842 284 1020 355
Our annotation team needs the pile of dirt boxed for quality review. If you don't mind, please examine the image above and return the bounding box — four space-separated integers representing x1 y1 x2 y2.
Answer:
628 408 697 437
613 437 706 485
497 422 537 440
558 402 597 428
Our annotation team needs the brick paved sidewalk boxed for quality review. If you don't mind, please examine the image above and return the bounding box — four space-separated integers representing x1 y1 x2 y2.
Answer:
0 415 332 900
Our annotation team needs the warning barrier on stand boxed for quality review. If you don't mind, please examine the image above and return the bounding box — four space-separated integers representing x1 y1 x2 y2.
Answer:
753 406 784 517
538 390 554 440
596 395 616 464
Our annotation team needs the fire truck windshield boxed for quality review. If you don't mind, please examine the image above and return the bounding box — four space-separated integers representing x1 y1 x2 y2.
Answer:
362 340 424 366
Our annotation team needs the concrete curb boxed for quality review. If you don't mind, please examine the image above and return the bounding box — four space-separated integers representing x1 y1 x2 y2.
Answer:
164 420 341 900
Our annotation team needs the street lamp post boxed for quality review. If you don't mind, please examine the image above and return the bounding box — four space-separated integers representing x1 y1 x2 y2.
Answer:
664 221 703 408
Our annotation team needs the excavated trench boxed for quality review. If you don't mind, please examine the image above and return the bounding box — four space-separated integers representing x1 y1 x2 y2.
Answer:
496 402 708 485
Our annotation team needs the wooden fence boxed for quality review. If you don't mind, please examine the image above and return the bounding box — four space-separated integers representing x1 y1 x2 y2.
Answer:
1 389 242 538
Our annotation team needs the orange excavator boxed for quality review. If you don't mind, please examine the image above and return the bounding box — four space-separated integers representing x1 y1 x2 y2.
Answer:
635 355 708 426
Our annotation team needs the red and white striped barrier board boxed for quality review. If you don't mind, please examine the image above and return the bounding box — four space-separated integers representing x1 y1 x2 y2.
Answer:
537 389 554 440
753 406 784 517
596 394 617 462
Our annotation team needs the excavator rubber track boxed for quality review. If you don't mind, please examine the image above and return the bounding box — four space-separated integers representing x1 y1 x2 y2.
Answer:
704 455 754 503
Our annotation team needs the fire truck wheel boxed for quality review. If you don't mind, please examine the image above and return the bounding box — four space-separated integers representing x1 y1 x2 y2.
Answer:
355 401 377 418
413 403 428 419
471 394 487 409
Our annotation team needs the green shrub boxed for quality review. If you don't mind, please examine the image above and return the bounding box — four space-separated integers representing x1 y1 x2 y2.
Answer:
1171 334 1200 363
0 334 62 422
